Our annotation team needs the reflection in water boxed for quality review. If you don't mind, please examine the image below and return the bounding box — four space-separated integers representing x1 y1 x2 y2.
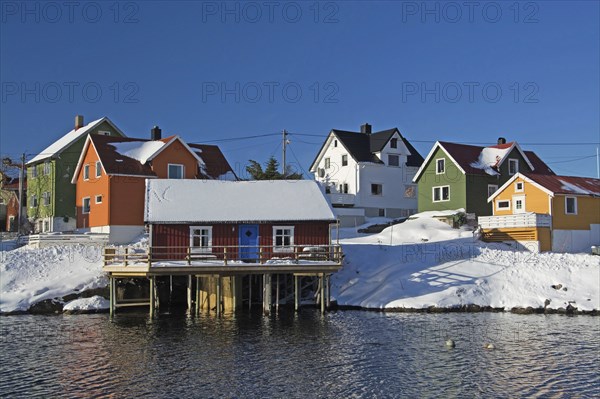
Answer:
0 311 599 398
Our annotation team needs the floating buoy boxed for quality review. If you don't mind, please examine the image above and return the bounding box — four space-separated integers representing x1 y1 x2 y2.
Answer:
484 343 495 350
445 339 455 348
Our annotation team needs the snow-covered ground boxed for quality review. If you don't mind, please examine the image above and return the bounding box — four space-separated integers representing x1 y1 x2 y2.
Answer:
332 216 600 311
63 295 109 312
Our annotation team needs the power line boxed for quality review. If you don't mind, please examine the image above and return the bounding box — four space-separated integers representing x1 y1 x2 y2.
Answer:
189 132 280 144
547 155 597 164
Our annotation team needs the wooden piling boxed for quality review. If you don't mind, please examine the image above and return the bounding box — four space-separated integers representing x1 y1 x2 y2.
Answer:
149 276 155 317
320 274 325 314
109 277 115 316
216 275 222 316
294 275 299 311
195 276 200 315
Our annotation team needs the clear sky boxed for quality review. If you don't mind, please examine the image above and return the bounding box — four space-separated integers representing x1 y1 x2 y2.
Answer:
1 0 599 178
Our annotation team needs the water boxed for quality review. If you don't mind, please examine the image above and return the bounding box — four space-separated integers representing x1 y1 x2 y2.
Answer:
1 310 599 398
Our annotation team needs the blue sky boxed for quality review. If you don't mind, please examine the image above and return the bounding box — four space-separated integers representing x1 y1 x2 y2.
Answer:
1 0 599 178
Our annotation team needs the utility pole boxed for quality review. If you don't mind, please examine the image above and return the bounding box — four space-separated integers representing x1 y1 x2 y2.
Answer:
18 153 25 234
282 129 288 176
596 147 599 179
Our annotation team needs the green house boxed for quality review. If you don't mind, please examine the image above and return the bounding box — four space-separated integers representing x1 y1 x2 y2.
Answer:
412 139 555 217
25 116 125 233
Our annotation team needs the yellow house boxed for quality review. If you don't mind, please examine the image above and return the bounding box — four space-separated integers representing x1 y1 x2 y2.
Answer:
479 173 600 253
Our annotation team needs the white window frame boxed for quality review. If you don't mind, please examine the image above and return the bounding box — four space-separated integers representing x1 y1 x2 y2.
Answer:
189 226 213 253
324 157 330 169
390 138 398 149
341 154 348 167
83 164 90 181
168 163 185 179
487 184 498 198
30 166 37 178
433 185 450 202
515 181 524 192
42 191 51 206
82 197 91 214
565 196 577 215
43 161 51 175
273 226 294 253
496 200 511 211
98 130 111 136
95 161 102 178
95 195 103 204
371 183 383 196
388 154 400 167
30 194 38 208
508 159 519 175
436 158 445 174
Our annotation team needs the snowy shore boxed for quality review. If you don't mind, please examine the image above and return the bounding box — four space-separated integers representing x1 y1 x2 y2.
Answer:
1 215 598 314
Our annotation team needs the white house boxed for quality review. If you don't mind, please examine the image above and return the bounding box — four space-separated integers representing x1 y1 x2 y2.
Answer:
309 124 424 226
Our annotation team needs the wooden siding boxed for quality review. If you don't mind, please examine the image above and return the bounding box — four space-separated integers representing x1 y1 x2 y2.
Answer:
482 227 551 251
552 195 600 230
76 145 110 228
152 139 199 179
152 221 332 260
109 176 146 226
492 176 550 216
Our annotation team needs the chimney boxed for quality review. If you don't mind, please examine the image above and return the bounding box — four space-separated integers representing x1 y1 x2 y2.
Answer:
151 126 162 141
75 115 84 130
360 123 372 135
497 137 506 145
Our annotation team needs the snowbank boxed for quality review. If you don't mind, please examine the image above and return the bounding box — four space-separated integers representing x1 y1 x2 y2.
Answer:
0 244 107 313
63 296 109 312
333 217 600 311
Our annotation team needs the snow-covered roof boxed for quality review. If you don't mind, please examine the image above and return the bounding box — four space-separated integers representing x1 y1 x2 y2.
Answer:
112 141 166 164
145 180 336 223
27 117 124 165
469 146 511 176
488 173 600 202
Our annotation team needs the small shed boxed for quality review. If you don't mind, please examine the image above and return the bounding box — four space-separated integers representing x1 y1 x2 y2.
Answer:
144 179 338 262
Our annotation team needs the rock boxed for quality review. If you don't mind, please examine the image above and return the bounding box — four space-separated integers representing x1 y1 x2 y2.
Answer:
544 299 551 308
28 299 63 314
566 304 577 314
563 287 568 291
551 284 563 290
484 343 495 350
445 339 455 348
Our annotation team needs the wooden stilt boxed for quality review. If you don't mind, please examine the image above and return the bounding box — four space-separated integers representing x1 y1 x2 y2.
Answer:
263 274 271 316
109 276 115 316
195 276 200 315
276 274 280 312
154 277 160 311
187 275 192 312
294 275 299 312
248 275 252 310
231 277 237 312
326 274 331 309
149 277 155 317
320 274 325 314
216 275 222 316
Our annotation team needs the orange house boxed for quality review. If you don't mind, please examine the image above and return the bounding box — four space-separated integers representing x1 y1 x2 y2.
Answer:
72 127 235 243
480 172 600 253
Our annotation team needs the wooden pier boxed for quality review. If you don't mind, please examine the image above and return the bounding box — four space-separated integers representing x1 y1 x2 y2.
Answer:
104 244 343 316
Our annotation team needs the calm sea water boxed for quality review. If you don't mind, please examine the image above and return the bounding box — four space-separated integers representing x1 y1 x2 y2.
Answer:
0 310 598 398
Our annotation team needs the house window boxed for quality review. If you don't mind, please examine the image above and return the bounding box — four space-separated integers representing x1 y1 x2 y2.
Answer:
168 164 184 179
388 155 400 167
273 226 294 252
324 158 330 169
30 166 37 178
404 185 416 198
515 182 524 192
433 186 450 202
341 155 348 167
509 159 519 175
95 161 102 178
339 183 349 194
334 140 338 147
513 196 525 213
82 197 91 214
98 130 111 136
43 161 51 175
496 200 510 210
42 191 51 206
43 220 50 232
371 183 383 196
488 184 498 198
436 159 445 174
565 197 577 215
190 226 212 253
83 164 90 180
30 194 38 208
390 138 398 149
378 209 385 217
95 195 103 204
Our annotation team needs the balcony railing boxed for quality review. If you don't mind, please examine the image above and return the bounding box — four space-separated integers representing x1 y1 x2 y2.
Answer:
328 193 355 206
478 213 552 229
103 244 343 268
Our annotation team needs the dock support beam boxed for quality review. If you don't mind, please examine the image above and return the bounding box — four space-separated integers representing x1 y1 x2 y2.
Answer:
149 276 155 317
263 274 271 315
216 275 222 317
320 273 325 314
187 275 192 312
294 275 299 312
195 276 200 315
275 274 280 312
109 277 115 316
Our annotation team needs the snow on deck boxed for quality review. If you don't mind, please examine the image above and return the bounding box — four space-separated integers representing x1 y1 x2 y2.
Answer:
145 179 336 222
469 146 512 175
112 141 166 164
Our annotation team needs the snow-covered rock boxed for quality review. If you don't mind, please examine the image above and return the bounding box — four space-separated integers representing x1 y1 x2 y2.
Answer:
63 296 109 312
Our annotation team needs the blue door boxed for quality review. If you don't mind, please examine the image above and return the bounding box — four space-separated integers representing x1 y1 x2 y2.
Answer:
239 225 259 261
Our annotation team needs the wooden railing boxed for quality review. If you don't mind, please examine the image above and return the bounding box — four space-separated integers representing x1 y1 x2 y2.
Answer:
103 244 343 268
478 213 552 229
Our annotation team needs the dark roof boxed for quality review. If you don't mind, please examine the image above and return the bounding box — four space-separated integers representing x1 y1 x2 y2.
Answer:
90 135 155 176
188 144 237 179
3 177 26 191
525 174 599 196
330 128 424 167
438 141 554 176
